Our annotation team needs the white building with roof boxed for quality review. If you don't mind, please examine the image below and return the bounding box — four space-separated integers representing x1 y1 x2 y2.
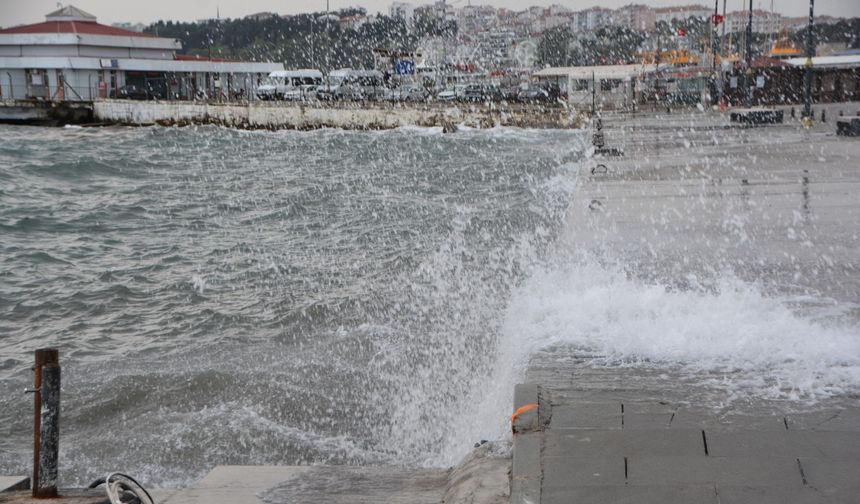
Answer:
725 10 783 34
0 5 283 102
389 2 416 21
533 63 667 109
654 5 711 23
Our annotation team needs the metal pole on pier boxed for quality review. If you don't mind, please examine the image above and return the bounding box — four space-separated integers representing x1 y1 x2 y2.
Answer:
803 0 815 124
711 0 718 106
31 348 61 498
745 0 753 107
719 0 726 105
591 70 595 116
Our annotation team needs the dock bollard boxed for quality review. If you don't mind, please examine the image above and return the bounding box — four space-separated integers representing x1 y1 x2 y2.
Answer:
32 348 60 498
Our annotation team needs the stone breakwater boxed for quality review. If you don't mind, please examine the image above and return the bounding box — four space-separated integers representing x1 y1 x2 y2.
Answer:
92 99 583 130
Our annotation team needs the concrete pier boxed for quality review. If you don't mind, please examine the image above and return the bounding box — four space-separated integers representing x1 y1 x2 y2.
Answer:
512 349 860 504
150 441 509 504
91 99 580 130
0 100 93 125
0 477 28 493
511 104 860 504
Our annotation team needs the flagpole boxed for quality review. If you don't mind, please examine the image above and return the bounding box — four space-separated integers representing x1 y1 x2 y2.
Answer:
745 0 753 107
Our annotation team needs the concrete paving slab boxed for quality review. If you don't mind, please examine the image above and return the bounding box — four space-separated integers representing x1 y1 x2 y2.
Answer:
803 431 860 459
511 432 542 504
0 490 110 504
670 411 788 431
626 456 804 487
661 409 718 430
258 466 448 504
510 478 540 504
624 412 674 429
512 433 541 479
0 478 27 493
550 403 621 430
705 431 818 458
160 466 312 504
715 485 830 504
786 408 860 431
541 484 719 504
542 457 625 489
705 430 860 459
165 465 450 504
543 430 705 458
622 401 677 415
148 489 181 502
513 384 539 410
798 457 860 494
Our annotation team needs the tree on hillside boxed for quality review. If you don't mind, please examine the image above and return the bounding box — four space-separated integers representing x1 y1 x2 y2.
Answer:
144 13 450 68
537 26 645 67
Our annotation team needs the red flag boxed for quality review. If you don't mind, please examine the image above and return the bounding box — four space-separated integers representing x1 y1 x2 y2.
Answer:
676 27 687 37
712 14 724 25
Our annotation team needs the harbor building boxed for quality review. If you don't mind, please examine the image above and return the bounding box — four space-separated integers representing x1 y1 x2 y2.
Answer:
0 5 283 102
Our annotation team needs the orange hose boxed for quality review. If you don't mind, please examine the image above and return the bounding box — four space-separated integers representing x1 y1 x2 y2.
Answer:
510 403 538 424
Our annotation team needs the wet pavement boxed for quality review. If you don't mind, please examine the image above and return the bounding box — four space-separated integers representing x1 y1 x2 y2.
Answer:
512 106 860 504
569 107 860 309
516 348 860 504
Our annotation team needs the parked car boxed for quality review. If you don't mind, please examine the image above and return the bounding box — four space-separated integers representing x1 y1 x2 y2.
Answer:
500 86 521 102
257 69 322 100
316 69 384 101
460 84 502 102
391 84 429 102
436 84 467 101
518 87 551 102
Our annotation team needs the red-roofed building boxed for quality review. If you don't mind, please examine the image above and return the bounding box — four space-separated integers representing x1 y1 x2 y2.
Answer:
0 5 282 102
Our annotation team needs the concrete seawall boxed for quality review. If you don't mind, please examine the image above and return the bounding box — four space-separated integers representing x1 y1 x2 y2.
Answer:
0 100 93 125
92 99 582 130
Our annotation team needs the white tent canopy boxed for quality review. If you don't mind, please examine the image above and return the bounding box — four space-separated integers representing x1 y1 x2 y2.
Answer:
533 64 666 81
784 55 860 69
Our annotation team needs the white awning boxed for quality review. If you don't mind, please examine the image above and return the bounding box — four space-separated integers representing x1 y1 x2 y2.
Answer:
533 64 666 80
784 55 860 69
0 56 283 73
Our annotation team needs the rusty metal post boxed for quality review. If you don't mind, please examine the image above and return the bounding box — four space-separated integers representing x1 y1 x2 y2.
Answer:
32 348 60 498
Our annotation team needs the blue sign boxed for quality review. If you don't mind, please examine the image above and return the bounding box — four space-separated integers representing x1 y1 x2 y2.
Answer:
394 60 414 75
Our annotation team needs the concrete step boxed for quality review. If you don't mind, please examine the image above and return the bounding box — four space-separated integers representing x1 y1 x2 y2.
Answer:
159 442 509 504
0 477 28 493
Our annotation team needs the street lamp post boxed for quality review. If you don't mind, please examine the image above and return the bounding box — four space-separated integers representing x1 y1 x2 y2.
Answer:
745 0 753 107
804 0 815 122
711 0 718 106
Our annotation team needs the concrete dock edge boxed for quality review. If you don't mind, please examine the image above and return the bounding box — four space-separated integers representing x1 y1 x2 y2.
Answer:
0 477 29 493
511 384 548 504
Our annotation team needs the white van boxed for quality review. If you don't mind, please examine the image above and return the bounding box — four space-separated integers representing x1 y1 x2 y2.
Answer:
257 70 323 100
317 69 384 101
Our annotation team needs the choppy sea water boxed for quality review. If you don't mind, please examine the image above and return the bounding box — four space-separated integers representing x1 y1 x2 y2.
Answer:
0 123 858 487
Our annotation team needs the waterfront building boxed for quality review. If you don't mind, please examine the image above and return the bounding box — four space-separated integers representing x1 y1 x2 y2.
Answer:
0 5 283 102
725 9 783 34
614 4 657 32
389 2 416 21
654 4 712 23
570 7 614 33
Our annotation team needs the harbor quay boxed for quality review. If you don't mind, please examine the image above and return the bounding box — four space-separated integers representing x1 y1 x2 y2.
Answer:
3 105 859 504
2 0 859 502
88 99 581 130
513 349 860 504
509 104 860 504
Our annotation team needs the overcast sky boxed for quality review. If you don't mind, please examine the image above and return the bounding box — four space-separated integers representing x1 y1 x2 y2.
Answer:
2 0 859 27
